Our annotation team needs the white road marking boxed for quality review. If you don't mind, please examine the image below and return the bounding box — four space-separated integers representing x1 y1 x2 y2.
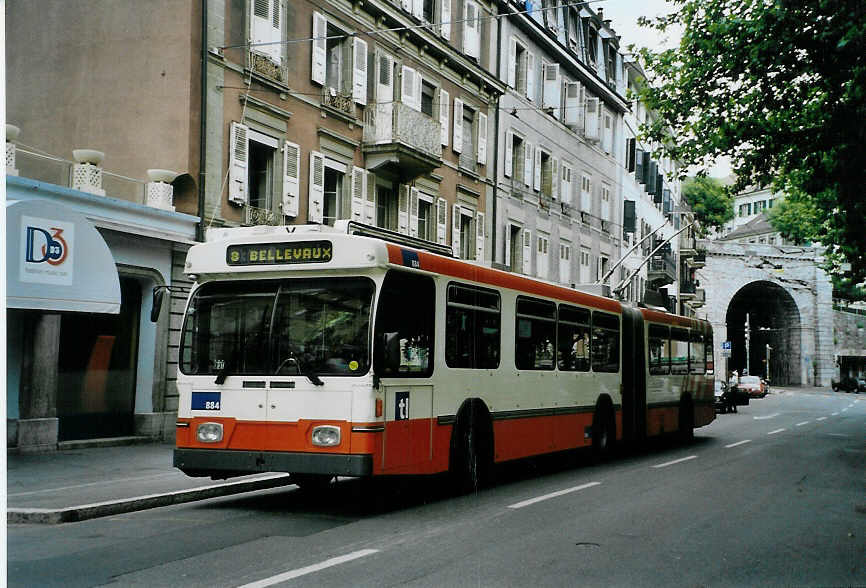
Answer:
767 428 786 435
832 412 840 416
795 421 810 427
816 417 827 421
842 407 849 412
508 482 601 509
754 413 779 420
725 440 752 448
827 433 848 438
238 549 379 587
651 455 698 469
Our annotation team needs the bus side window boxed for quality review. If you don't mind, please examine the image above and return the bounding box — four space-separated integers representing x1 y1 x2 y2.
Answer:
670 328 690 375
648 324 670 375
445 283 501 369
515 297 556 370
557 305 590 372
374 271 435 376
591 311 620 373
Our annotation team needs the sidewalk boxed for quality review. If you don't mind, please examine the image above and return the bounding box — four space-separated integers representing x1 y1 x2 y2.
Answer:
6 441 294 525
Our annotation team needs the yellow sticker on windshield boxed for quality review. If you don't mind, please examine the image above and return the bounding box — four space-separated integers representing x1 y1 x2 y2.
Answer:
349 360 359 371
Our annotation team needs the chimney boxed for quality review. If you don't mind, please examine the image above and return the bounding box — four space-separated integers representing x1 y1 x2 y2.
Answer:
146 169 178 211
71 149 106 196
6 124 20 176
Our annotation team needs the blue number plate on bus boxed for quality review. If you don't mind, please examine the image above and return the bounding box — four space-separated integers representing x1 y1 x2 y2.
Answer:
191 392 221 411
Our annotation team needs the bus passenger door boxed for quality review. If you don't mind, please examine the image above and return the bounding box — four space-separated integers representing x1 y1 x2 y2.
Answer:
383 383 433 472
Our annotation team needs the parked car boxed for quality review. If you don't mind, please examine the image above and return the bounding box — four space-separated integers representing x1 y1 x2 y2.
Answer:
857 378 866 393
831 376 859 393
738 375 766 398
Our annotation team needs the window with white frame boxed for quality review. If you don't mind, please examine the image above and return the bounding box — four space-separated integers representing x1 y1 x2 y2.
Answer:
451 204 484 260
559 241 571 285
560 162 573 206
536 233 550 278
580 174 592 212
540 150 554 199
504 130 526 184
462 0 481 60
312 13 367 105
322 164 346 226
508 38 534 99
601 184 611 223
579 247 591 283
229 122 288 213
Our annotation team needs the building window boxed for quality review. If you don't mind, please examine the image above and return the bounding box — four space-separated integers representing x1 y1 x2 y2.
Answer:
579 247 591 283
248 139 275 210
459 212 473 259
322 167 344 226
511 133 525 183
515 42 527 93
417 195 434 241
326 23 349 94
376 185 398 230
421 80 436 116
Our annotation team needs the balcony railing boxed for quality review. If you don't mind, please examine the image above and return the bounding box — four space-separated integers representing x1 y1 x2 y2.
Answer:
13 148 147 205
322 87 355 117
245 204 280 226
363 102 442 160
681 280 697 294
648 253 677 283
250 52 287 84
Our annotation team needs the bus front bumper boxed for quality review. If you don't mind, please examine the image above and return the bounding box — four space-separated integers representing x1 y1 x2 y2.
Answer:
173 448 373 479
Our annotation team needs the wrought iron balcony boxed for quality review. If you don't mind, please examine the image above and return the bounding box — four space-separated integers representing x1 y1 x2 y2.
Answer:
686 288 706 308
245 204 280 226
363 101 442 181
648 253 677 285
686 248 707 268
681 280 698 295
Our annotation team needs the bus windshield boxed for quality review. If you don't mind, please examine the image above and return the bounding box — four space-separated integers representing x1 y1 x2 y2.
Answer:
180 277 374 377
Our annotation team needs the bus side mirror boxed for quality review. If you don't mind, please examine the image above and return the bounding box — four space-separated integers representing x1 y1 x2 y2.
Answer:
150 287 166 323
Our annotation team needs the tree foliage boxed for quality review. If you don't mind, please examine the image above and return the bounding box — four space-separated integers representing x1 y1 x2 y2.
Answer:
766 197 820 245
681 176 733 232
635 0 866 283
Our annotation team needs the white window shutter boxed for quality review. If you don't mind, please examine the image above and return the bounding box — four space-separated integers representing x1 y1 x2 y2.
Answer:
402 65 420 111
229 122 249 205
412 0 423 19
440 0 451 39
504 129 513 178
551 157 559 200
533 146 541 191
507 37 517 88
475 211 485 262
268 0 282 63
351 166 365 221
526 52 536 101
564 81 580 126
453 98 464 153
364 171 376 224
281 141 300 216
353 38 368 105
437 197 447 244
463 1 480 59
560 164 571 205
522 229 532 275
311 12 327 85
476 111 488 165
409 187 420 237
397 184 410 234
439 88 450 146
308 151 324 223
524 141 533 187
543 63 561 117
401 0 412 11
585 96 600 140
452 204 461 255
376 52 394 102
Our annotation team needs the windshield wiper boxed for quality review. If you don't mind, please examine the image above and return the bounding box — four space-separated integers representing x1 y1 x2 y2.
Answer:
278 353 324 386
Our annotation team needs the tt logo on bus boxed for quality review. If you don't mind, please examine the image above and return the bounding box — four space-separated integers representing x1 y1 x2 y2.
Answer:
396 391 410 421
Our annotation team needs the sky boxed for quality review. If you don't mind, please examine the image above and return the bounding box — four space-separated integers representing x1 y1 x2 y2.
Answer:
596 0 734 178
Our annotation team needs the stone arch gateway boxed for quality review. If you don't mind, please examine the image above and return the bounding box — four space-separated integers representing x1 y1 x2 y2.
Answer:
696 241 834 387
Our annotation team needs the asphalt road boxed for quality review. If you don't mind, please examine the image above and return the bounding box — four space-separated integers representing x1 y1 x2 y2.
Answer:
8 388 865 587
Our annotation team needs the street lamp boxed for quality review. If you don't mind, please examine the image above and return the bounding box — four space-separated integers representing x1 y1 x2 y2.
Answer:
766 344 772 381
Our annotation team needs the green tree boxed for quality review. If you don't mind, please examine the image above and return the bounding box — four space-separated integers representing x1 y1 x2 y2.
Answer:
681 176 733 232
766 197 820 246
635 0 866 283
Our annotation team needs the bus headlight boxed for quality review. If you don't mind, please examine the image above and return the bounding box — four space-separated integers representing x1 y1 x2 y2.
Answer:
196 422 223 443
311 425 341 447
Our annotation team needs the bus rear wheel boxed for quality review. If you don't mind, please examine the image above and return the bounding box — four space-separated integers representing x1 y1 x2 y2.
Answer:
591 403 615 460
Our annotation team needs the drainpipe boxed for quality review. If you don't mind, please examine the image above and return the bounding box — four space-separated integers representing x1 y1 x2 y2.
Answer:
196 0 208 242
491 8 503 266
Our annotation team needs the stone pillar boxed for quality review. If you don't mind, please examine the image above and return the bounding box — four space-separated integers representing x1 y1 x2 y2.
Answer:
18 313 61 452
813 265 835 386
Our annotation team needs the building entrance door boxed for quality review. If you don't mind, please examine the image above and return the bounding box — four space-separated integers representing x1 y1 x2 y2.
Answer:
57 277 140 440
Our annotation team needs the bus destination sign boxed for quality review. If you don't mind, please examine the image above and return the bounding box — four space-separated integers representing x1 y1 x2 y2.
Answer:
226 241 333 266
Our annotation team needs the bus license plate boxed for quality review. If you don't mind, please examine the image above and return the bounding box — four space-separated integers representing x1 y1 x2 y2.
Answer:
192 392 221 411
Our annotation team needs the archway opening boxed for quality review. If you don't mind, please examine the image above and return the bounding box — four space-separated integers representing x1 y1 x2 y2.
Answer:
725 281 801 385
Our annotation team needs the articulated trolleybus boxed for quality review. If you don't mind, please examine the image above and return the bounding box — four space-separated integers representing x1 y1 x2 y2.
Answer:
174 222 715 491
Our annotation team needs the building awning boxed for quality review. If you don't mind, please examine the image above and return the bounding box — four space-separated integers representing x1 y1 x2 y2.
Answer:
6 199 121 314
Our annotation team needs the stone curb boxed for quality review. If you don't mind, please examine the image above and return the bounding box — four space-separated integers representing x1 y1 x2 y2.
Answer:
8 474 295 525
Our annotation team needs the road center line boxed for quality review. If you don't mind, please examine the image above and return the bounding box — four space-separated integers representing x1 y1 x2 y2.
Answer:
816 417 827 421
238 549 379 588
754 413 779 420
795 421 810 427
651 455 698 469
832 412 840 416
508 481 601 509
725 440 752 448
767 428 786 435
